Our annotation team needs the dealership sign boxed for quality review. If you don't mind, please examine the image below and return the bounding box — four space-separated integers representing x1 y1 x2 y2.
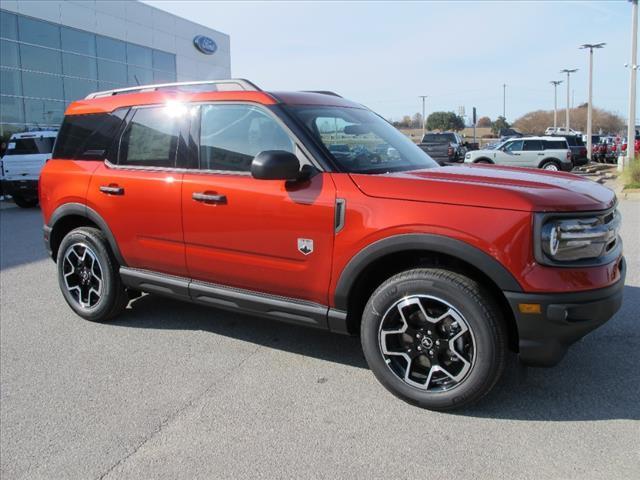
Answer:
193 35 217 55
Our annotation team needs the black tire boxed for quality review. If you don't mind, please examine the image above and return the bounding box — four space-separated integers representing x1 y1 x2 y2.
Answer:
361 268 506 411
474 158 492 164
56 227 128 322
540 160 561 171
12 194 38 208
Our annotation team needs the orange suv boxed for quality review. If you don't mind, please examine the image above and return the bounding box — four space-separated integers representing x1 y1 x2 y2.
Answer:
40 80 625 410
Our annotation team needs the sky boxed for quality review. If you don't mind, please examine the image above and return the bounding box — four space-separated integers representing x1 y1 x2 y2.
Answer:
144 0 636 123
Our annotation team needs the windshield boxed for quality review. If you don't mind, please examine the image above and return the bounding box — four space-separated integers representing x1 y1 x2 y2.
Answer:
288 106 439 173
6 137 55 156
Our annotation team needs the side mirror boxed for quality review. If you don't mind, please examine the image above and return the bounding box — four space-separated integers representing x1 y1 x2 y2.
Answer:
251 150 301 181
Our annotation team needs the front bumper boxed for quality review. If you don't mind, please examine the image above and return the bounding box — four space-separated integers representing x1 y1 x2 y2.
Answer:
505 257 626 367
1 179 38 198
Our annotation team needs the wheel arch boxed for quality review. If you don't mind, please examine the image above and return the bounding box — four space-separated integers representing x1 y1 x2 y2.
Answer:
473 157 494 164
48 203 126 265
333 234 522 350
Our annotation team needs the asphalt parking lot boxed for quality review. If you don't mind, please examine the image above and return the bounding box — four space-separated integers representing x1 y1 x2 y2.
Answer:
1 198 639 480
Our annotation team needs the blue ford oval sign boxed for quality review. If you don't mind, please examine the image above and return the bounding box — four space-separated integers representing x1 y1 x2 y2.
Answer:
193 35 217 55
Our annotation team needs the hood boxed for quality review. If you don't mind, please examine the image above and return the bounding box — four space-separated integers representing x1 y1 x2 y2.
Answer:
349 165 616 212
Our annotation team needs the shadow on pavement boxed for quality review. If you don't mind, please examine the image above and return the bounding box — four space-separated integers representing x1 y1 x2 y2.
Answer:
110 284 640 422
0 207 48 271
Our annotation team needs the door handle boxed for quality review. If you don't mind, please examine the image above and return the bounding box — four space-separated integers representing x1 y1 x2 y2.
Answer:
192 191 227 204
99 185 124 195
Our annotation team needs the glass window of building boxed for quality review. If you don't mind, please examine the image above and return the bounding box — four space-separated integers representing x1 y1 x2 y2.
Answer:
0 40 20 67
153 49 175 72
24 98 65 126
96 35 126 62
18 16 60 48
20 44 62 74
127 65 153 85
0 11 18 40
22 71 64 100
0 67 22 96
62 52 97 79
64 77 98 102
61 27 96 56
0 95 25 124
97 58 127 85
126 43 152 68
153 69 177 84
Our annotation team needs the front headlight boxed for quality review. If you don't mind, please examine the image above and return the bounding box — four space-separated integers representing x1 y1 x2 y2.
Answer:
465 153 471 159
536 209 621 265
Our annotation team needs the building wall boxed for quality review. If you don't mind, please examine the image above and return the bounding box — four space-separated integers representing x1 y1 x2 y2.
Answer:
0 0 231 138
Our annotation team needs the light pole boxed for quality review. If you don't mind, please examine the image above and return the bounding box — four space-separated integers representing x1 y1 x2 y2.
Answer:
550 80 563 129
626 0 638 165
560 69 578 130
502 83 506 119
580 43 606 161
419 95 428 138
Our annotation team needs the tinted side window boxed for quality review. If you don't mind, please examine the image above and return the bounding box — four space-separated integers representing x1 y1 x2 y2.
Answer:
544 140 567 150
53 109 127 160
504 140 523 152
119 107 180 168
199 104 294 172
523 140 543 151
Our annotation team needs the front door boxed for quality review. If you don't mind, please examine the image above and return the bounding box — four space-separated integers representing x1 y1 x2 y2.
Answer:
86 105 187 277
181 103 336 305
500 139 524 166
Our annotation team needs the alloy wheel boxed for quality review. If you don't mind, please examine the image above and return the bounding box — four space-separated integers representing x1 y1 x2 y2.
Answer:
62 243 103 309
378 295 476 392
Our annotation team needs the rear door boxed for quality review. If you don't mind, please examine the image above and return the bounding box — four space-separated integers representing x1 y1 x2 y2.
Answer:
86 105 189 277
181 103 336 305
522 139 544 167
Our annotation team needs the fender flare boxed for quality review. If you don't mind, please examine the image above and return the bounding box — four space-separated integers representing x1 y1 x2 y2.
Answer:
333 233 522 310
538 158 561 168
48 202 126 266
473 157 494 164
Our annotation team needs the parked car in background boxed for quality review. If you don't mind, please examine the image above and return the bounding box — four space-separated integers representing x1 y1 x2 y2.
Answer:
552 134 588 166
420 132 466 161
621 137 640 156
417 133 455 165
545 126 581 136
1 130 57 207
464 136 572 171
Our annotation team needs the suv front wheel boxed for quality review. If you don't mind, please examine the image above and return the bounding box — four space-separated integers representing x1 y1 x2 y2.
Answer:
57 227 128 322
361 268 506 411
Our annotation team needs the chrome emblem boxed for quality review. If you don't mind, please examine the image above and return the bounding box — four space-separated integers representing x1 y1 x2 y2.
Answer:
298 238 314 255
421 337 434 349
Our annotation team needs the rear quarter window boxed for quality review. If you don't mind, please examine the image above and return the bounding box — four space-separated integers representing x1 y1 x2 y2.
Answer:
544 140 567 150
52 109 128 160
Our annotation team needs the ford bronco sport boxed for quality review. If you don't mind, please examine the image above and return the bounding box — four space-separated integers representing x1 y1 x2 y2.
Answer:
40 79 625 411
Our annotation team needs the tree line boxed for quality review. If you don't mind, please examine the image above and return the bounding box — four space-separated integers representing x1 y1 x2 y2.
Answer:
390 104 624 136
390 111 509 135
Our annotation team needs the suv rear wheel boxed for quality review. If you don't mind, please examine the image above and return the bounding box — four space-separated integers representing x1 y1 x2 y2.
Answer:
361 268 506 411
541 160 560 171
56 227 128 322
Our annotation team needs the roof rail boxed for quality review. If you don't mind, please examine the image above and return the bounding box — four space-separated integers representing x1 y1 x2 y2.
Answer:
85 78 261 99
302 90 342 98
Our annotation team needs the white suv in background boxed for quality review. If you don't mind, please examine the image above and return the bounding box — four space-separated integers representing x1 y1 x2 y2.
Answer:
1 130 57 207
544 126 582 136
464 136 572 171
